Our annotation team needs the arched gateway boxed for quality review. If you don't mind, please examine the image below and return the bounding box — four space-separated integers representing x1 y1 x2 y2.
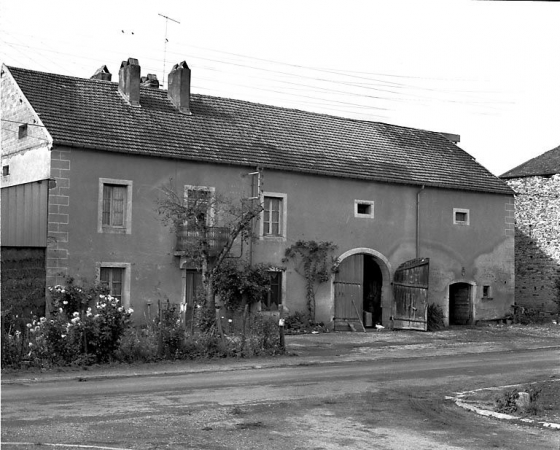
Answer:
333 249 391 331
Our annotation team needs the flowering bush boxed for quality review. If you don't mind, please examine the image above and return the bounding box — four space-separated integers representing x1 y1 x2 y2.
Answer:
2 277 134 368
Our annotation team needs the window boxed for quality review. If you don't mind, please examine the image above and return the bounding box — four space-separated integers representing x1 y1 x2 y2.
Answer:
262 271 282 311
264 197 282 236
185 186 214 228
97 262 131 307
100 267 124 300
98 179 133 234
482 285 492 299
2 165 9 177
261 193 287 239
355 200 375 218
453 208 470 225
18 123 28 139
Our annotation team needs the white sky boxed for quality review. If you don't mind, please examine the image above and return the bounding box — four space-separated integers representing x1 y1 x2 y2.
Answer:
1 0 559 176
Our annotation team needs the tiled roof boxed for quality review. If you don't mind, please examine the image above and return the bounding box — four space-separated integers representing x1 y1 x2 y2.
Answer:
500 145 560 179
7 66 512 195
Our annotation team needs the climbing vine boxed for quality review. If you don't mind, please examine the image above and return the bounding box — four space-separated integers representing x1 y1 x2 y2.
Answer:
282 240 338 319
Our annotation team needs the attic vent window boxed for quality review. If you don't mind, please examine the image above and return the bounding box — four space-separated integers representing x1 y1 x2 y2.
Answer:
2 165 9 176
355 200 375 218
18 123 28 139
453 208 470 225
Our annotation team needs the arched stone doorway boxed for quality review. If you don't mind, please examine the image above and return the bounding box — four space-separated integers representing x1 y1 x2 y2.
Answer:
333 249 391 331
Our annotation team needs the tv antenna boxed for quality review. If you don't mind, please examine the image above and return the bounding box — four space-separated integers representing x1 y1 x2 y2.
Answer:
158 13 180 88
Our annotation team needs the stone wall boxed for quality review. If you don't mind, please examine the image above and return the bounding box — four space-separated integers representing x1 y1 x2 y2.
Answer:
506 175 560 313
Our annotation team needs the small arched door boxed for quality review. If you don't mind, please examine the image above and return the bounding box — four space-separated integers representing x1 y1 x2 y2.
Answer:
449 283 472 325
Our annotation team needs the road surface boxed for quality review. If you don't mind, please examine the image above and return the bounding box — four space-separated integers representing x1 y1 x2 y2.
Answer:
2 348 560 449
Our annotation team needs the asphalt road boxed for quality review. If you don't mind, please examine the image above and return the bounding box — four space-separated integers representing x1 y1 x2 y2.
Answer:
2 347 560 449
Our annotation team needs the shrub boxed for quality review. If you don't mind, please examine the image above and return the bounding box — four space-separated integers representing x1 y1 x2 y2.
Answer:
427 303 445 331
284 311 327 334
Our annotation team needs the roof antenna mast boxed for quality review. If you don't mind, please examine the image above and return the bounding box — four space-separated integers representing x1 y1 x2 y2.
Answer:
158 13 180 89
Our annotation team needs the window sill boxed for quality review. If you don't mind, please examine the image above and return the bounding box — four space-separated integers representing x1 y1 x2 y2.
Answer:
100 226 129 235
261 235 286 242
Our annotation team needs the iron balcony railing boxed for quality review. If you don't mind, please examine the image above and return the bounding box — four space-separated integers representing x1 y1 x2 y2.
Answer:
175 225 229 256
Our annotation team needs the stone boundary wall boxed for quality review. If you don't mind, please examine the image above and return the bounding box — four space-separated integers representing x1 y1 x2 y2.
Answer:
506 175 560 313
47 149 71 288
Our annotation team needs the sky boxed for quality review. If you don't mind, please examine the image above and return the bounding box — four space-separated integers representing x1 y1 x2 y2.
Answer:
1 0 559 176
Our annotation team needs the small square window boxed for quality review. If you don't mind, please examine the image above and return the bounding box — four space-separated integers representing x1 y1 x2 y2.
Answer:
2 165 9 176
453 208 470 225
355 200 375 218
18 124 28 139
482 285 492 298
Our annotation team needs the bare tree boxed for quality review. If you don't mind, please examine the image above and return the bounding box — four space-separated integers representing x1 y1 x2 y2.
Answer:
156 180 263 336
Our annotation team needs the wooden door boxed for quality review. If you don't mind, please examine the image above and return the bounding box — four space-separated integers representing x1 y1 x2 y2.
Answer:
393 258 429 331
449 283 471 325
334 254 364 331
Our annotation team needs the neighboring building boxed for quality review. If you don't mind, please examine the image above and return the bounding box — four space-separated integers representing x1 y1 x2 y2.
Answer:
501 146 560 315
1 58 515 330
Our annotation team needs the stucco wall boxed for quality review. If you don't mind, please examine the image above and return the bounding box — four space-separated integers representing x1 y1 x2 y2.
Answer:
58 148 514 327
1 67 51 186
506 175 560 313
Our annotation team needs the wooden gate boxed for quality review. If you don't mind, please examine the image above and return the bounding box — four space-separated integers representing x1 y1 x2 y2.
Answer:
393 258 429 331
334 254 365 331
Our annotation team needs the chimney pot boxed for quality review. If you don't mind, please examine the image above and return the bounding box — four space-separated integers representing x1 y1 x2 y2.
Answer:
141 73 160 89
167 61 191 114
118 58 141 106
91 65 112 81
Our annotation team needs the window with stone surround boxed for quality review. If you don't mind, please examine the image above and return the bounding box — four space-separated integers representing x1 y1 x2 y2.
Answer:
261 193 287 240
453 208 470 226
355 200 375 218
98 178 133 234
97 262 131 308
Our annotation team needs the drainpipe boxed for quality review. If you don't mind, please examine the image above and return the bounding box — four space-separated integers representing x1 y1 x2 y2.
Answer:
416 185 425 259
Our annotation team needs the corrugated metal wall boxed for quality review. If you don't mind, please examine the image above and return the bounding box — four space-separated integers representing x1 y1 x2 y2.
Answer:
1 181 48 247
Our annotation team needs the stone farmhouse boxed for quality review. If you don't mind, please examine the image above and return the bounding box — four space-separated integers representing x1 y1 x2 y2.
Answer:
1 58 515 330
501 145 560 315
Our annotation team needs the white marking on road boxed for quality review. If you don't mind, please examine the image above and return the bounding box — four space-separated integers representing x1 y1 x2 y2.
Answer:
3 443 134 450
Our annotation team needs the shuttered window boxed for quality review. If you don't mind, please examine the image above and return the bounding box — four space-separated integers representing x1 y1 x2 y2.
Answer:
102 184 127 227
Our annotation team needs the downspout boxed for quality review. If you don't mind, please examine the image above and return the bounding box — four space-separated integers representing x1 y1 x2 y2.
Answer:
416 185 425 259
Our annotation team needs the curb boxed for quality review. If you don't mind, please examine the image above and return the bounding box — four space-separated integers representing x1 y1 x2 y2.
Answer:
447 381 560 431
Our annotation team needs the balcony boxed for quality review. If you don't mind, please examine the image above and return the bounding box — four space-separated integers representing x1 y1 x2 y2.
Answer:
175 225 229 257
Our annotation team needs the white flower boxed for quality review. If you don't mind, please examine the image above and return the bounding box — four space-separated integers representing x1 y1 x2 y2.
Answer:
86 310 93 317
118 306 123 312
26 323 32 328
59 308 63 313
40 317 46 323
29 342 33 347
61 334 66 338
94 314 100 319
63 301 68 305
228 319 233 323
127 308 134 314
73 312 80 318
71 317 80 324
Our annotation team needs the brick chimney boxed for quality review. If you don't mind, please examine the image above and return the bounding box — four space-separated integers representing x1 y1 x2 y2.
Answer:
141 74 160 89
118 58 141 106
91 65 112 81
167 61 191 114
